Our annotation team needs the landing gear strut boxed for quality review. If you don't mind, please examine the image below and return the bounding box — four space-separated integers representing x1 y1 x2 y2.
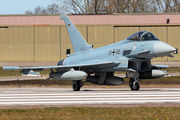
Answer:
72 80 83 91
129 78 140 91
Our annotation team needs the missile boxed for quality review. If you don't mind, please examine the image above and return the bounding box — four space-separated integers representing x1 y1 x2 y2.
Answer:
3 66 20 71
20 70 41 77
49 68 87 80
3 67 41 76
139 70 166 79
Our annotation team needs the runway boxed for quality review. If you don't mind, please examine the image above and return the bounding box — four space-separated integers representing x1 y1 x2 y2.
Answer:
0 87 180 106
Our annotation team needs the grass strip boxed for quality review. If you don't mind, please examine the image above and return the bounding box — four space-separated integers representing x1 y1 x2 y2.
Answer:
0 68 50 77
0 107 179 120
0 76 180 87
0 67 180 77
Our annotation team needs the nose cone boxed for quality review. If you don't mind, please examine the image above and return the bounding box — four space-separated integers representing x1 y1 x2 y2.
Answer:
154 42 176 57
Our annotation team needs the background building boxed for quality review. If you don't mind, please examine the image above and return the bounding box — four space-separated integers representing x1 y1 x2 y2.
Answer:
0 13 179 62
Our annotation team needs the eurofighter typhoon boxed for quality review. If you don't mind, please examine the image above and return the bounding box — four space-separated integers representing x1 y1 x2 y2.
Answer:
3 13 176 91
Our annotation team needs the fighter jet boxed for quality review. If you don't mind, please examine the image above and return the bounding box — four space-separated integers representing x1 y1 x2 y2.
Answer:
3 13 176 91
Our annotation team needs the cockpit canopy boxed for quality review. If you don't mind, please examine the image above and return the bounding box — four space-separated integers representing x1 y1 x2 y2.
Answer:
127 31 159 41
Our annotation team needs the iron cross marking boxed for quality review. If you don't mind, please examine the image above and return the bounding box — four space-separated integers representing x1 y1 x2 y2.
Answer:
108 49 120 56
112 49 116 56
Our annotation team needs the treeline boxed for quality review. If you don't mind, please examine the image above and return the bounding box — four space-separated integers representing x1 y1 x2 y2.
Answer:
25 0 180 14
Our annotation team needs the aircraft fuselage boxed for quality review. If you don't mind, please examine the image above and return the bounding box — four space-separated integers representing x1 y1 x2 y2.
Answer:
59 40 173 72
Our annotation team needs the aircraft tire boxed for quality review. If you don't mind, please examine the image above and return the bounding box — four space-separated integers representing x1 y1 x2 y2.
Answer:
129 78 140 91
129 78 134 90
131 82 140 91
72 80 81 91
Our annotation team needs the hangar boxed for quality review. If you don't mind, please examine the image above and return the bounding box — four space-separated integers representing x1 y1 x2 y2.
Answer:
0 13 179 62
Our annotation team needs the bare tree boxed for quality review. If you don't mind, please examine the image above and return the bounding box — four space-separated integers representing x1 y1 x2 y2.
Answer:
25 10 33 14
147 0 180 13
125 0 148 13
59 0 105 14
34 6 47 14
170 0 180 12
164 0 172 12
147 0 159 13
26 0 180 14
25 6 47 14
115 0 129 13
59 0 86 14
95 0 98 14
90 0 107 14
104 0 131 13
47 3 60 14
25 3 60 14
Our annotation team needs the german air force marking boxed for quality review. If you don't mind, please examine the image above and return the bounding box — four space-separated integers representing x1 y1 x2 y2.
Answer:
108 49 120 56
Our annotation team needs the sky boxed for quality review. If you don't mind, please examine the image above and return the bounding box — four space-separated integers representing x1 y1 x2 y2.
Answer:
0 0 56 15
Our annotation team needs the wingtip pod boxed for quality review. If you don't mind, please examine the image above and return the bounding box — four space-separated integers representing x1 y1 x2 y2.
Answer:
3 66 20 71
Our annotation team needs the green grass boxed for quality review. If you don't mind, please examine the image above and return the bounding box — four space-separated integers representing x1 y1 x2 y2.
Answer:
115 67 180 74
0 68 50 77
0 79 73 87
1 67 180 77
0 67 180 87
0 76 180 87
165 67 180 73
0 107 179 120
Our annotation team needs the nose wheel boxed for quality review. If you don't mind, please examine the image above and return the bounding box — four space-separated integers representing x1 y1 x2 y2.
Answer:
129 78 140 91
72 80 83 91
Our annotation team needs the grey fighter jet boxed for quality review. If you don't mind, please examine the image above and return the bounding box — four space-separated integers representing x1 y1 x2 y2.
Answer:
3 13 176 91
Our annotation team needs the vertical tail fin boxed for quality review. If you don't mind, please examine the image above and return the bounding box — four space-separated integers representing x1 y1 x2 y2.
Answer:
60 13 93 53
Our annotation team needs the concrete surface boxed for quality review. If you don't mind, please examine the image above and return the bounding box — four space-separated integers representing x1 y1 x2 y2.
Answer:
0 87 180 107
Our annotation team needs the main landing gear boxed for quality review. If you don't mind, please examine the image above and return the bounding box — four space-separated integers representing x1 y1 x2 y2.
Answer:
129 78 140 91
72 80 83 91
